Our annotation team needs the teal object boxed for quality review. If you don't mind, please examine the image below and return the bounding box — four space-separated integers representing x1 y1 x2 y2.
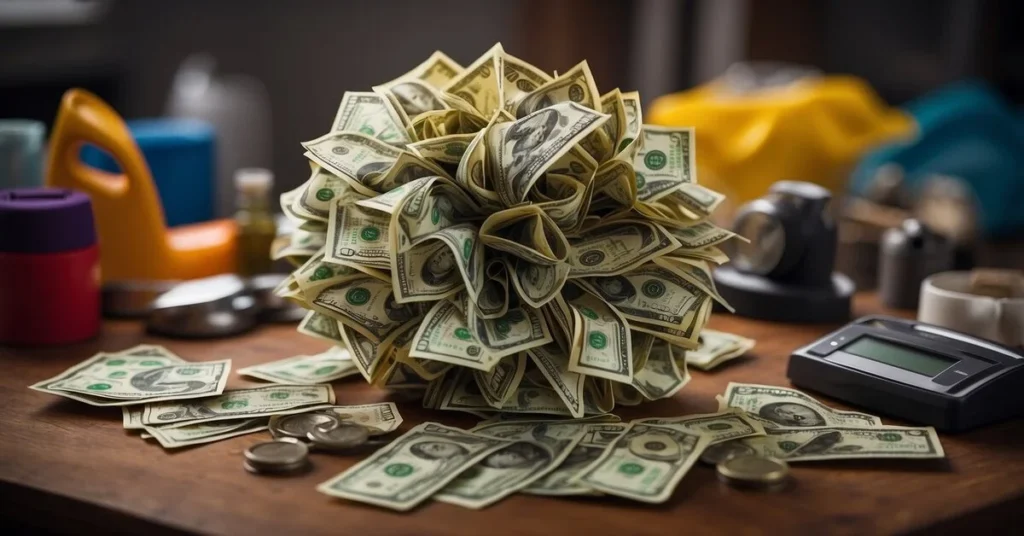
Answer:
851 82 1024 236
0 120 45 189
81 118 215 227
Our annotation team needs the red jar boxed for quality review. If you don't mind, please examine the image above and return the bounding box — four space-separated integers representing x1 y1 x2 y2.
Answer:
0 188 100 345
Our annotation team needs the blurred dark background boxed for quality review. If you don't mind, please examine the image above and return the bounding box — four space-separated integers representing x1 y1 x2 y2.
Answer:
2 0 1019 196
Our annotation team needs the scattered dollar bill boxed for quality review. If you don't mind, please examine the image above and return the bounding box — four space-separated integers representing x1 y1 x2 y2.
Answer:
573 422 709 503
143 418 269 449
318 402 404 435
237 347 360 384
30 350 230 407
524 423 628 495
316 422 510 511
684 329 756 371
141 385 335 428
719 383 883 429
635 410 765 444
722 426 945 462
435 420 586 508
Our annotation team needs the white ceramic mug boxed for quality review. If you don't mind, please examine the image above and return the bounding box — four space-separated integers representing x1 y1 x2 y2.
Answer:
919 271 1024 347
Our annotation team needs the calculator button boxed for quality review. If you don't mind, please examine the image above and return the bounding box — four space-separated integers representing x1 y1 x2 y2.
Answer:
807 336 851 356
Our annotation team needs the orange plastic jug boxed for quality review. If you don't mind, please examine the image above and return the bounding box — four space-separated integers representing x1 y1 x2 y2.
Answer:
46 89 237 282
648 76 916 215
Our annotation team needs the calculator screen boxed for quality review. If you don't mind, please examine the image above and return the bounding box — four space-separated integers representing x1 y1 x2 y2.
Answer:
845 336 957 377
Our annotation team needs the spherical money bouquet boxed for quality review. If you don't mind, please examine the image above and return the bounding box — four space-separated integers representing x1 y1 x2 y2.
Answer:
272 44 737 418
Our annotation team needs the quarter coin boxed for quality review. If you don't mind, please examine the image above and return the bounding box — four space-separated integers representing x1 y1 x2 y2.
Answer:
716 454 790 490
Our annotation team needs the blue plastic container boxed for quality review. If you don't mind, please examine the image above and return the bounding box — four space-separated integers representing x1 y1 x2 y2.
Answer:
81 118 216 227
850 82 1024 236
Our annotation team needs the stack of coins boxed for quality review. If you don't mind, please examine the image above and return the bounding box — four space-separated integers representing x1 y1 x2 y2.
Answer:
243 438 310 476
269 413 341 440
307 421 371 452
700 441 758 466
716 454 791 491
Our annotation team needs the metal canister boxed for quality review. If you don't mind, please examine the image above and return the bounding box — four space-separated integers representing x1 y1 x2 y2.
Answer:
879 218 954 310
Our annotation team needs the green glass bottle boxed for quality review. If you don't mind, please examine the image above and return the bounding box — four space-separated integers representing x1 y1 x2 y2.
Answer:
234 168 277 276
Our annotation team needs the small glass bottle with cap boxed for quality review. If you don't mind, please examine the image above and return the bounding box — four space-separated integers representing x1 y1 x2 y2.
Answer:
234 168 277 276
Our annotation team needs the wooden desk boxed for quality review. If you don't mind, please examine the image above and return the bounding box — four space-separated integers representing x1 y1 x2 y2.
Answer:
2 294 1022 535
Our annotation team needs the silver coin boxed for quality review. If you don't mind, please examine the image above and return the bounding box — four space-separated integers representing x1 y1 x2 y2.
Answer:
243 458 310 476
271 413 340 440
244 438 309 466
716 454 790 490
307 422 370 451
700 440 757 466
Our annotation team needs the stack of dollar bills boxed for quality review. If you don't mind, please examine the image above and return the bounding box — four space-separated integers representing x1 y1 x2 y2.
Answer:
271 43 745 418
317 382 944 510
29 344 349 450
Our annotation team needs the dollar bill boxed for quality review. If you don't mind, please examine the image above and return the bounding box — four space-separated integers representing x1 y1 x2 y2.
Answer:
272 402 403 437
510 258 571 308
629 340 689 400
563 286 633 384
636 410 766 444
632 126 695 203
122 406 146 430
667 221 742 250
568 220 679 277
577 262 706 330
524 423 628 495
599 89 627 153
237 347 359 385
616 90 642 158
394 178 480 251
442 43 504 118
325 203 392 269
393 223 484 304
500 50 553 113
143 418 268 449
473 353 527 409
436 420 586 509
141 385 335 428
369 151 452 192
729 426 944 462
297 311 345 345
527 344 586 418
529 172 590 231
310 278 420 343
30 353 230 407
573 422 709 503
479 204 570 266
316 422 510 511
410 300 551 372
488 101 608 206
291 165 374 222
664 183 726 219
302 131 401 191
443 369 605 417
719 383 883 429
331 91 410 146
373 78 449 125
515 60 601 118
684 329 756 371
407 133 476 165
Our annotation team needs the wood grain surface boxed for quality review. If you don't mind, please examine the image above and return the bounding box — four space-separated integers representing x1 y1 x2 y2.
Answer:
2 294 1022 535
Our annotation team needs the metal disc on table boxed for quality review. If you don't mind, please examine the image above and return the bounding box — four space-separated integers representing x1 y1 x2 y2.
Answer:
270 413 340 440
244 438 309 467
307 422 370 452
716 454 790 490
243 458 310 476
700 440 758 466
146 274 259 338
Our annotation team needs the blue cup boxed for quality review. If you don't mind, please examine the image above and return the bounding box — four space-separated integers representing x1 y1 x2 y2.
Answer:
81 118 216 227
0 120 45 190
